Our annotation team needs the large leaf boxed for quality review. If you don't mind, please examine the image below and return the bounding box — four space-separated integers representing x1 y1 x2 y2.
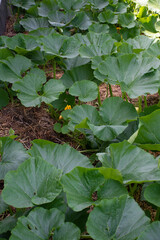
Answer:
79 32 116 58
0 137 28 180
137 222 160 240
126 35 154 53
12 68 66 107
89 0 109 9
87 195 150 240
68 104 101 131
57 0 85 10
98 54 160 98
28 139 92 174
53 222 81 240
20 17 49 31
118 13 136 28
134 109 160 150
10 207 79 240
61 167 126 211
39 33 81 58
11 0 35 10
0 215 17 235
99 97 137 124
48 11 75 27
69 80 98 102
61 63 95 88
139 15 158 33
38 0 59 17
98 140 160 184
29 27 55 37
0 49 13 60
0 195 8 214
144 182 160 207
88 97 138 141
6 34 39 55
71 12 92 30
2 157 62 208
144 40 160 58
98 10 118 24
0 55 32 83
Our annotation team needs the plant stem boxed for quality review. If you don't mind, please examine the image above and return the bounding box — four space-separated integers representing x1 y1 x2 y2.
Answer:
4 82 13 104
98 87 102 106
144 96 147 108
138 96 142 113
80 149 99 153
155 207 160 221
122 92 128 102
8 206 14 216
52 59 56 79
129 183 137 196
109 84 113 97
81 235 91 239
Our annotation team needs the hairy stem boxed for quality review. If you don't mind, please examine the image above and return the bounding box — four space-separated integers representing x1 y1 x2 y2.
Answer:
144 96 147 108
109 84 113 97
138 96 142 113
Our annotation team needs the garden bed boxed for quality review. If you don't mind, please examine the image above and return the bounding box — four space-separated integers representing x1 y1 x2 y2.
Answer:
1 1 160 239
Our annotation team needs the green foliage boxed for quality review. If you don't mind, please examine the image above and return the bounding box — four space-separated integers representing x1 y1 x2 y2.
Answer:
2 0 160 238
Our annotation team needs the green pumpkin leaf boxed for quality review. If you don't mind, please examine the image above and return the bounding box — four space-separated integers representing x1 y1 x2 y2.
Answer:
134 109 160 150
28 139 92 174
6 34 39 55
0 195 8 214
61 167 126 211
118 13 136 28
79 32 116 58
39 33 80 58
69 80 98 102
0 215 17 235
98 140 160 184
0 137 28 180
20 17 49 31
57 0 85 10
48 11 75 27
0 55 32 83
68 104 101 131
12 68 66 107
38 0 59 17
54 222 81 240
0 49 13 60
11 0 35 10
2 157 62 208
10 207 65 240
98 54 160 98
144 183 160 207
139 15 158 33
137 222 160 240
98 10 118 24
61 63 95 88
87 195 150 240
88 97 137 141
88 22 109 33
71 12 92 30
126 35 154 53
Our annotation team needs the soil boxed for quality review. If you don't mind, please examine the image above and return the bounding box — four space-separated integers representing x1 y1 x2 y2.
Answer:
1 14 160 235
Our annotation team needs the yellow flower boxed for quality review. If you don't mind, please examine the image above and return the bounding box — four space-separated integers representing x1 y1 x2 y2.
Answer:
64 105 72 110
59 105 72 120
